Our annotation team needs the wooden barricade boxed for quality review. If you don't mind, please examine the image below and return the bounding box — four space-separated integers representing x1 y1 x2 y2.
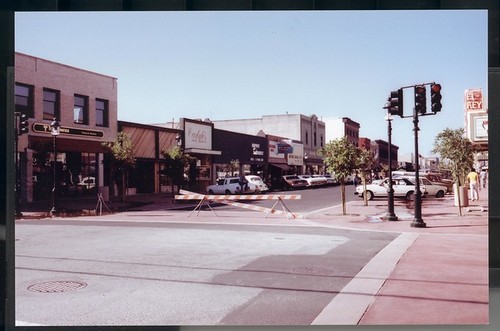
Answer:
175 190 302 219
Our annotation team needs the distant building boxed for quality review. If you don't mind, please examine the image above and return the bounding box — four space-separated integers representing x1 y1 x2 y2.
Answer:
326 117 360 147
212 114 326 174
371 139 399 171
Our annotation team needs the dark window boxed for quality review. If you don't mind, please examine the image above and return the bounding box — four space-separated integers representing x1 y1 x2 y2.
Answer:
74 94 89 125
43 88 60 120
15 83 34 117
96 99 109 127
305 131 309 145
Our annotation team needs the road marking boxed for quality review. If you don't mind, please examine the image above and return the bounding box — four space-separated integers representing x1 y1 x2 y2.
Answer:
311 232 419 325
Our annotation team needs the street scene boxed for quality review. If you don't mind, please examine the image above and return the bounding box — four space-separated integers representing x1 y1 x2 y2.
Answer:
15 184 488 326
10 9 489 328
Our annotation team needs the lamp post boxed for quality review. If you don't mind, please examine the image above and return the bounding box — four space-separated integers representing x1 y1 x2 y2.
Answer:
382 113 398 221
50 118 60 217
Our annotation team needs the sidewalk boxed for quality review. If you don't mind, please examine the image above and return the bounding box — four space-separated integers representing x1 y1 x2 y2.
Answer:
15 187 490 325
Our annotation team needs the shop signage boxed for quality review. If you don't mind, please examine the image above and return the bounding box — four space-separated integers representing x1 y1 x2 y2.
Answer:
468 112 488 142
464 89 483 111
185 121 212 150
32 123 104 137
287 142 304 166
277 140 294 154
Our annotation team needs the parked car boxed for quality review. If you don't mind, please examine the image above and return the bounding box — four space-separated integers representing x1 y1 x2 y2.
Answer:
397 175 447 198
206 175 268 195
355 177 426 200
281 175 308 190
318 174 337 185
298 175 327 187
77 176 95 190
393 171 452 193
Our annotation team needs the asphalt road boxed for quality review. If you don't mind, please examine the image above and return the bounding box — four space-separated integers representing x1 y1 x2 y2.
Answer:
15 215 399 326
217 184 359 214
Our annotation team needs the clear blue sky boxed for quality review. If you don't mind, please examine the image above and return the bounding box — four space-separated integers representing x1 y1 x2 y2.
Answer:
15 10 487 156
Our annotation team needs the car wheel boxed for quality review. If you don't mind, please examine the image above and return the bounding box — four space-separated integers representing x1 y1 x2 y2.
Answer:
406 191 415 200
208 189 214 194
225 189 232 195
365 191 374 200
436 190 445 198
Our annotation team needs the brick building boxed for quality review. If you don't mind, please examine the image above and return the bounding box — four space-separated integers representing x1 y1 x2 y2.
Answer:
15 52 117 204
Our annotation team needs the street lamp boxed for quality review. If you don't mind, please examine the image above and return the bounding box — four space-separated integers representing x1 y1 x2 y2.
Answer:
381 113 398 222
50 118 60 217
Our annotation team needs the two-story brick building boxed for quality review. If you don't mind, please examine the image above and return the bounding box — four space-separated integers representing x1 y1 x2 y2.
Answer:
15 52 117 204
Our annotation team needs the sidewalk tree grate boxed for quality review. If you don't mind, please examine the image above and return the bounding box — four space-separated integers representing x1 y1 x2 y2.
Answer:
27 281 87 293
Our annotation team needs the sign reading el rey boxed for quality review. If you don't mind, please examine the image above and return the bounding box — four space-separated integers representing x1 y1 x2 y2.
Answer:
464 89 483 111
184 121 212 150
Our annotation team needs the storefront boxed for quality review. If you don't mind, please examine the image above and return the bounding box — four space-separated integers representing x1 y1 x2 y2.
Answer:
266 135 303 189
119 121 182 196
212 128 268 180
178 119 221 193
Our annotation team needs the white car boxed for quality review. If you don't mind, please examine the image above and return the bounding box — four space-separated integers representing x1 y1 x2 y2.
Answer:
206 175 268 195
397 176 447 198
355 177 426 200
298 175 327 187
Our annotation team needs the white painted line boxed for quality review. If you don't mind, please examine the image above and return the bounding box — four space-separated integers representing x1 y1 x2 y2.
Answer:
311 232 419 325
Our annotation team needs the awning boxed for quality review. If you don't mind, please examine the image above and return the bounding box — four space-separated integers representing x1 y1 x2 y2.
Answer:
184 148 222 155
29 136 110 153
269 163 291 171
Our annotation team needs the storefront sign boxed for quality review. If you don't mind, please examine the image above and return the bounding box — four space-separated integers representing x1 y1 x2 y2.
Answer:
468 112 488 142
464 89 483 111
287 142 304 166
32 123 104 137
185 121 212 150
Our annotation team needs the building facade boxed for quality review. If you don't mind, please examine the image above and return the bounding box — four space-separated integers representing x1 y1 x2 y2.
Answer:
327 117 360 147
212 113 326 174
15 53 117 204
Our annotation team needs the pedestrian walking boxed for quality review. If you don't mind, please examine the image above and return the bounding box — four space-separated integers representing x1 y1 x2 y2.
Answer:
480 169 487 188
467 168 479 201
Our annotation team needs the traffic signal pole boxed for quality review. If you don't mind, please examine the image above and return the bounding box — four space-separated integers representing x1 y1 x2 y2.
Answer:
384 82 442 228
410 108 426 227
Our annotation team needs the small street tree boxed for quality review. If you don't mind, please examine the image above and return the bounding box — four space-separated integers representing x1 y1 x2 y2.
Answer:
356 148 375 206
320 137 359 215
102 131 136 202
432 128 477 216
161 146 194 195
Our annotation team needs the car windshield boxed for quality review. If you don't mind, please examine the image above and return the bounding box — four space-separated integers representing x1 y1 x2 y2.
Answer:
286 176 299 180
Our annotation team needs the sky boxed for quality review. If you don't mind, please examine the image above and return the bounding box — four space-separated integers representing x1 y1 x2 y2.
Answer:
15 10 487 156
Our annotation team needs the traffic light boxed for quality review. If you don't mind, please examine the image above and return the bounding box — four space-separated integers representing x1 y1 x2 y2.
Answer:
415 85 426 114
19 113 29 135
384 89 403 117
431 83 442 113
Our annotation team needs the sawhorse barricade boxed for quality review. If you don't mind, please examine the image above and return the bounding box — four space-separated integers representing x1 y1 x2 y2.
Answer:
175 190 302 219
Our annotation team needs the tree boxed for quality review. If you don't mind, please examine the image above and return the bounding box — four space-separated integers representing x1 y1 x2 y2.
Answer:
356 148 375 206
320 137 359 215
102 131 136 202
432 128 477 216
161 146 194 195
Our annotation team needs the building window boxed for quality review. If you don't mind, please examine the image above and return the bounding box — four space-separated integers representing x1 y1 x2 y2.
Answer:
15 83 34 117
314 132 317 147
96 99 109 127
320 135 323 147
43 88 60 120
305 131 309 145
74 94 89 125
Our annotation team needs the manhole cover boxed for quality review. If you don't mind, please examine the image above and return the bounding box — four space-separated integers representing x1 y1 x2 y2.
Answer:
27 281 87 293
